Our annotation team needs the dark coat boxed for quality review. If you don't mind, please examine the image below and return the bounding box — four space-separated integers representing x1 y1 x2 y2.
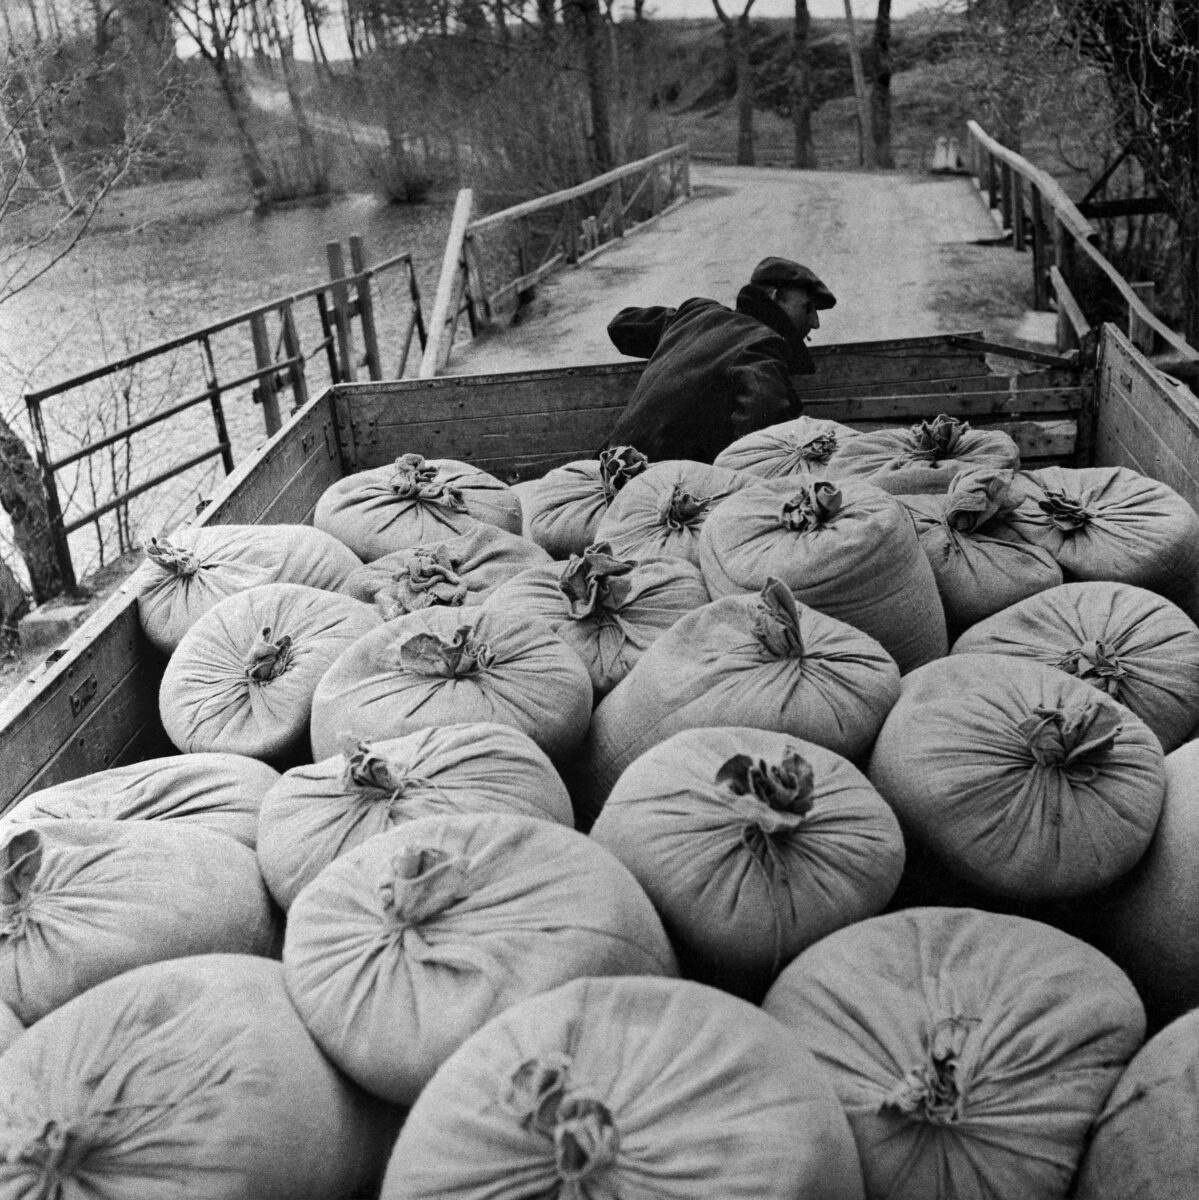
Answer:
601 284 814 463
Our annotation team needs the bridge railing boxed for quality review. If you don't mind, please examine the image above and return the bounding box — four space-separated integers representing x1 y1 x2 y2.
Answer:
965 120 1199 364
23 236 427 593
419 145 692 378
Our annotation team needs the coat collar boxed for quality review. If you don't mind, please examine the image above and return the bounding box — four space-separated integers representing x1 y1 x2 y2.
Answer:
735 284 813 371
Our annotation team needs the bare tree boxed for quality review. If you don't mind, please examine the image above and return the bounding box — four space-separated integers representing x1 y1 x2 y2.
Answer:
712 0 757 166
169 0 271 199
790 0 815 168
1 38 172 624
1057 0 1199 343
563 0 613 174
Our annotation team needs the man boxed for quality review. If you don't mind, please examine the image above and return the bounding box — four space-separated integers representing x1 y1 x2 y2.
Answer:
601 257 836 464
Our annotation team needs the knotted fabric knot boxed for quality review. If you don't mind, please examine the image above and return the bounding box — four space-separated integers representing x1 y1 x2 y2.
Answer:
244 626 294 682
1017 697 1122 778
881 1016 980 1126
0 828 42 940
388 454 468 512
379 845 470 927
752 579 805 659
909 414 968 461
144 535 200 577
1038 488 1094 532
375 545 468 620
659 484 712 532
943 468 1016 534
1056 639 1127 697
3 1119 92 1197
598 446 649 499
340 741 425 803
395 626 495 677
718 746 816 825
506 1056 620 1183
799 429 838 463
780 481 842 532
558 542 636 619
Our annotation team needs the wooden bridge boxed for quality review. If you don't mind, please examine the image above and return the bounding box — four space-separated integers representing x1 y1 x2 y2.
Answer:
443 162 1007 375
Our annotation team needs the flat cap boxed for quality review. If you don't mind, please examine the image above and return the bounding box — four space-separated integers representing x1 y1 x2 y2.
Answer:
750 257 837 308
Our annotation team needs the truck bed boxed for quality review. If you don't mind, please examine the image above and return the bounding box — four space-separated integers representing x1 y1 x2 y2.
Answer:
3 325 1190 811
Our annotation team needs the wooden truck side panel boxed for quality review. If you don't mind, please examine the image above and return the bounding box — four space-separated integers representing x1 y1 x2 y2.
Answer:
1094 324 1199 512
0 333 1085 811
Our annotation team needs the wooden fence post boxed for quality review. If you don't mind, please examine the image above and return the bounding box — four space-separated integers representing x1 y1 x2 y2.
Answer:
420 188 475 379
349 235 383 381
1030 188 1047 309
1012 175 1026 251
278 297 309 411
611 180 625 237
987 152 998 212
1000 163 1013 234
1129 281 1157 354
249 311 282 436
566 198 580 264
462 232 490 333
326 241 357 383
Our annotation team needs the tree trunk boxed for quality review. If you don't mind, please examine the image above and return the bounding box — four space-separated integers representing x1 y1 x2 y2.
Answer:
734 12 755 166
1183 199 1199 347
0 413 66 604
842 0 876 167
565 0 613 174
871 0 894 168
270 10 322 190
211 50 271 199
0 554 29 655
790 0 814 168
628 0 649 160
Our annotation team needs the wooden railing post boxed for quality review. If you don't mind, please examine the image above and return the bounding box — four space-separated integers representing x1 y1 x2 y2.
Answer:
1030 188 1048 309
987 152 999 212
1012 175 1026 251
349 235 383 381
566 198 580 264
249 311 282 436
462 232 490 332
277 298 308 412
326 240 357 383
1129 281 1157 354
611 180 625 237
1000 163 1013 234
420 188 475 379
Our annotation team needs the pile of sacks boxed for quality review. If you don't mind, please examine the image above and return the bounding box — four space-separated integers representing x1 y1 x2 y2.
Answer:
4 424 1199 1200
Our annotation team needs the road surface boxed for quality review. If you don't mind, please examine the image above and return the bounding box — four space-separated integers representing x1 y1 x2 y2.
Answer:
447 163 1045 375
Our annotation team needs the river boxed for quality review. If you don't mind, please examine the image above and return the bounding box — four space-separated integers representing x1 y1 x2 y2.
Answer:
0 190 454 583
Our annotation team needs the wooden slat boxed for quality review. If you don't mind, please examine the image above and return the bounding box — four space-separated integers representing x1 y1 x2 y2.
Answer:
343 368 639 425
1094 324 1199 512
353 407 623 474
794 366 1078 402
195 396 340 529
11 662 174 807
801 335 987 384
806 388 1081 422
846 418 1075 461
0 593 166 811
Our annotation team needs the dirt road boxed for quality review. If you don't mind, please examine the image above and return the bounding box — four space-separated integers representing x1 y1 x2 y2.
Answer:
449 164 1049 375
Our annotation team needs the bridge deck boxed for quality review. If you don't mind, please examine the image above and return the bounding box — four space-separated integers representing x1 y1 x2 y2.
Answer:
448 163 1013 375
